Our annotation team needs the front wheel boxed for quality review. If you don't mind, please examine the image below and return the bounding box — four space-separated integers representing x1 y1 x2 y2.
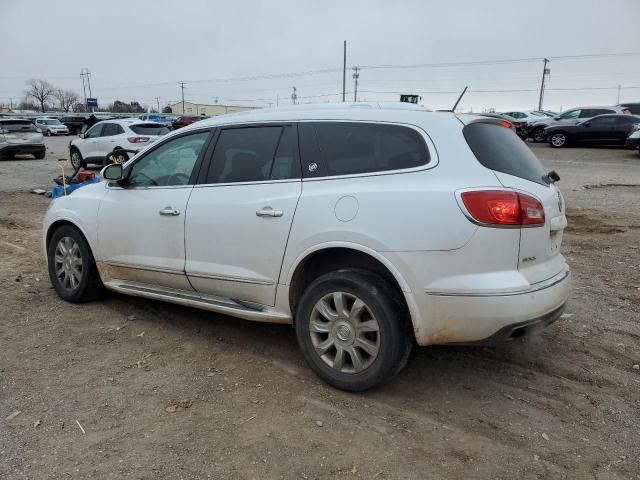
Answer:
69 148 85 169
550 132 567 148
47 224 104 302
295 270 412 392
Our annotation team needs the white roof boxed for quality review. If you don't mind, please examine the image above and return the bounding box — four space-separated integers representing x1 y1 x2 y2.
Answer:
181 102 436 130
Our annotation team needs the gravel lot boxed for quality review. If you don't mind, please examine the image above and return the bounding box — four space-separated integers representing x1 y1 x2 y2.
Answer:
1 136 639 479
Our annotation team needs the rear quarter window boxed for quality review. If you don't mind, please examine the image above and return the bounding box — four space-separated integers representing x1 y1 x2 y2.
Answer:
463 122 550 186
299 122 429 177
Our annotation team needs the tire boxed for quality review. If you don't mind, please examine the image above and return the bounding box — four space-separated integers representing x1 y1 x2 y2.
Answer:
47 224 104 302
532 127 545 143
295 269 412 392
45 129 50 137
112 149 128 164
34 151 45 159
69 148 85 169
550 132 567 148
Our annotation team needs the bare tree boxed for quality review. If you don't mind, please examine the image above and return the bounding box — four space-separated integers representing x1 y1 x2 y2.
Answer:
54 89 79 112
25 79 55 112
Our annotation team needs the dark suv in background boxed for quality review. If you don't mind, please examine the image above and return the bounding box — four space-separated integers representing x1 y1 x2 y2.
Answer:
60 115 88 134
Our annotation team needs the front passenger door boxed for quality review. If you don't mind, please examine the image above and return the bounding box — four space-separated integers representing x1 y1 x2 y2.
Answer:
96 130 212 290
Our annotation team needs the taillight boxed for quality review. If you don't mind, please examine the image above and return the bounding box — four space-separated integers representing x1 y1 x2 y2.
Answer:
127 136 150 143
499 120 512 129
460 190 545 227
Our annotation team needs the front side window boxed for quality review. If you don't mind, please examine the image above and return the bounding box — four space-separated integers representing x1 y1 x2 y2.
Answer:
299 122 429 177
127 131 209 187
84 123 104 138
206 126 300 183
560 110 580 119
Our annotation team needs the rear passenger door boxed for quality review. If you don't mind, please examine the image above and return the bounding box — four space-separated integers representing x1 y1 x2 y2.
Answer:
184 124 302 306
96 122 124 158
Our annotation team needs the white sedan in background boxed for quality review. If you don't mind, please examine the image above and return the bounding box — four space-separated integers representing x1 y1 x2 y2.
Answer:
69 119 169 169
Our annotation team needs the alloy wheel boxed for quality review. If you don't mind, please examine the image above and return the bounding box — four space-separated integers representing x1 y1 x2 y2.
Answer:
309 291 381 374
551 133 566 147
54 236 83 291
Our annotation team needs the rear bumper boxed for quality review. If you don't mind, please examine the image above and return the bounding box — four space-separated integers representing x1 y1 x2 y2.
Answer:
0 143 46 156
408 267 571 346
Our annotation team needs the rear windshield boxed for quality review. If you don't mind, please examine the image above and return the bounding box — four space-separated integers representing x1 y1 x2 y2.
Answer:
463 122 550 186
130 123 170 136
0 120 39 133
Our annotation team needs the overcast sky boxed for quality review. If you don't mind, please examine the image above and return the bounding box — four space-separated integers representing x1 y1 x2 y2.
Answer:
1 0 639 112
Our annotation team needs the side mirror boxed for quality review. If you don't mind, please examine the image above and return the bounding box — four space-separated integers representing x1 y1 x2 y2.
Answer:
554 116 561 121
78 133 85 139
583 122 591 127
101 163 123 181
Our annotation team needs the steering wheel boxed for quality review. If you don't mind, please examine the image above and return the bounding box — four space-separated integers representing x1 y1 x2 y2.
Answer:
134 171 158 186
167 172 190 185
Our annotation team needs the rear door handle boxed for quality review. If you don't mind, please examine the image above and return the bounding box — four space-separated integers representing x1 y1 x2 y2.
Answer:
159 206 180 216
256 206 283 218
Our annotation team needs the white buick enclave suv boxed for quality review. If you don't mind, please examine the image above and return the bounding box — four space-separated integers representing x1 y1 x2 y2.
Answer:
43 103 570 391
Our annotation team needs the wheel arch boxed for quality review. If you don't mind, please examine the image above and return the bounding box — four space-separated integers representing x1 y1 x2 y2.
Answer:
286 243 415 328
45 218 97 262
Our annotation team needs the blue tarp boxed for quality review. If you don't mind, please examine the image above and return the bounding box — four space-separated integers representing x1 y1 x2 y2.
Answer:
51 177 101 199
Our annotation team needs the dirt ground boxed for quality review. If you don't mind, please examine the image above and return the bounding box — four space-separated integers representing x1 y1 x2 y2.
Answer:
1 136 639 479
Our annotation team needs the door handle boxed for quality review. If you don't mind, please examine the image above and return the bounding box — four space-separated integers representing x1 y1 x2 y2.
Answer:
159 206 180 216
256 206 283 218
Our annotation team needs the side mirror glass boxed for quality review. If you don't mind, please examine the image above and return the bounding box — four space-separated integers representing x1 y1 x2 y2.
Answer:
101 163 123 181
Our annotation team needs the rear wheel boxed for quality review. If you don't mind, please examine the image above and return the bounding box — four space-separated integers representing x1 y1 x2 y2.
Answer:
47 224 104 302
295 270 411 392
533 127 545 143
550 132 567 148
34 151 45 159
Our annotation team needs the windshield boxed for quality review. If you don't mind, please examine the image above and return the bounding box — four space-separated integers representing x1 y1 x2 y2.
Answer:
41 119 62 125
0 120 39 133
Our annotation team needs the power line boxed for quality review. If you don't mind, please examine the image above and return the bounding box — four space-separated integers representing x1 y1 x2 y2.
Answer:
358 52 640 71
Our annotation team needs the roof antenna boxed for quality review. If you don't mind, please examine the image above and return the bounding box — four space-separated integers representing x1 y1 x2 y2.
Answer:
451 86 468 112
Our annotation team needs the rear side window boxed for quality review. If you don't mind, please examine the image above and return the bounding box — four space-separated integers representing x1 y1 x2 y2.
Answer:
103 123 124 136
130 123 170 135
299 122 429 177
622 104 640 114
464 122 549 186
207 126 300 183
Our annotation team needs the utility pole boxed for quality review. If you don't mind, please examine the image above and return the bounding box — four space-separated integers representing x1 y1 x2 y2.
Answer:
616 84 621 104
155 97 160 112
291 86 297 104
352 67 360 102
179 81 186 113
342 40 347 102
537 58 550 111
80 69 88 108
